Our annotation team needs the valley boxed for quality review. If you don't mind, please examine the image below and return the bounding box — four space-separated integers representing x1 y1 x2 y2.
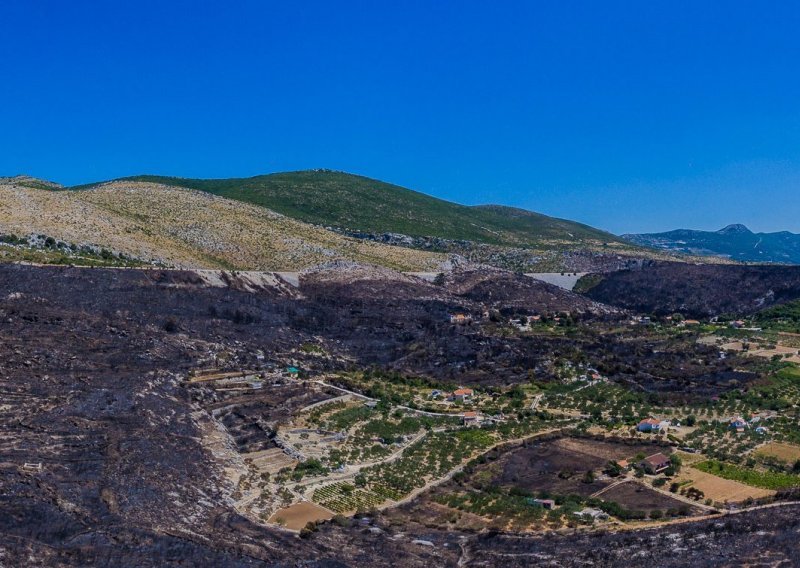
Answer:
3 259 800 566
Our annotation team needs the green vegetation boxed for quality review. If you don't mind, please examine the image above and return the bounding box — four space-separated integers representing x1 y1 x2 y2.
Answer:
292 458 328 481
312 424 540 513
756 300 800 334
573 273 605 294
83 170 626 248
322 406 374 432
0 237 147 268
695 459 800 490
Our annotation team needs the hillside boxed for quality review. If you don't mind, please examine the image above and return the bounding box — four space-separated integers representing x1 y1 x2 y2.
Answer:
0 179 449 271
87 170 631 249
623 224 800 264
579 263 800 317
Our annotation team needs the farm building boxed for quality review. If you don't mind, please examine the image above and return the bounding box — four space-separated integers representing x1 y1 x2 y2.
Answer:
450 313 472 324
574 508 609 521
637 418 669 432
639 452 671 474
528 498 555 509
462 411 479 426
729 417 749 432
452 388 474 402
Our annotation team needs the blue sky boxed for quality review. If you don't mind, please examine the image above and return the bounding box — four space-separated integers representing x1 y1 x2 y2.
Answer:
1 1 799 234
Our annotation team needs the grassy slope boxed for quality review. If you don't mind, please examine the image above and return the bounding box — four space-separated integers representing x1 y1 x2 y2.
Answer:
86 170 627 248
0 180 448 271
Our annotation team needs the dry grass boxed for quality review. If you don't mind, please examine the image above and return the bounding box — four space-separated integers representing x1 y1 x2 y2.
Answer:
674 466 775 503
268 501 334 530
755 442 800 463
0 181 449 271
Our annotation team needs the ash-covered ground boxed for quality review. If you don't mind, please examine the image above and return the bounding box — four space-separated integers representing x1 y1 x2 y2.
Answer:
0 263 796 567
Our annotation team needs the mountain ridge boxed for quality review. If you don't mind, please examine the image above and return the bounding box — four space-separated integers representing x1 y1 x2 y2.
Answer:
70 169 630 249
623 224 800 264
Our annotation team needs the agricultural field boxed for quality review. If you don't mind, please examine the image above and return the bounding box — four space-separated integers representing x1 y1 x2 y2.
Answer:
694 460 800 491
599 482 697 514
755 442 800 463
672 466 775 504
483 436 665 497
268 502 334 531
383 434 698 532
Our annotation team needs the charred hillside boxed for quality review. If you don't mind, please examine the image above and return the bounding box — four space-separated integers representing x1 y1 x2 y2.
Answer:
0 263 784 565
580 263 800 317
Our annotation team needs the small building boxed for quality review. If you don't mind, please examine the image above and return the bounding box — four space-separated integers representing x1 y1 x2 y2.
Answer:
637 418 661 433
528 498 555 510
285 366 300 377
574 508 609 521
429 389 443 399
450 313 472 325
729 417 749 432
684 319 701 326
639 452 671 474
462 411 479 426
452 388 474 402
755 426 769 435
616 459 630 471
731 320 746 329
364 400 378 409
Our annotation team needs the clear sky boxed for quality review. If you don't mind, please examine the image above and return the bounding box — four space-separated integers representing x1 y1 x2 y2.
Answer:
2 1 799 234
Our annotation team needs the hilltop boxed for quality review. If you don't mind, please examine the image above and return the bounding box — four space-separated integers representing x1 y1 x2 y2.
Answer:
623 224 800 264
0 179 449 271
4 170 690 272
85 170 630 249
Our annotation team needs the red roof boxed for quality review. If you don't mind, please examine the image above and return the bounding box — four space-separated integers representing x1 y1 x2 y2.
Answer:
463 411 478 418
453 388 473 396
639 418 659 426
643 453 670 468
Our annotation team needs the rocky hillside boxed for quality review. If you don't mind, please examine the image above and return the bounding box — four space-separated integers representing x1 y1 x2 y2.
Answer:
0 179 450 271
623 224 800 264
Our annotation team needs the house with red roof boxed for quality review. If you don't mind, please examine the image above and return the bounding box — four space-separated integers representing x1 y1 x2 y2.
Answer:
639 452 671 474
452 388 474 402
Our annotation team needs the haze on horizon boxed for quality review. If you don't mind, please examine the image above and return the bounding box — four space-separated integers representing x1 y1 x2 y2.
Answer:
1 1 798 235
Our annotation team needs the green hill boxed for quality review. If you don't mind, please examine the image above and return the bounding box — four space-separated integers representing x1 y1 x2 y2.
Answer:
82 170 625 248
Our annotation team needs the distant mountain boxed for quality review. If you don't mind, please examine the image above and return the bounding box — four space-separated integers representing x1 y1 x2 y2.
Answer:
83 170 629 249
622 224 800 264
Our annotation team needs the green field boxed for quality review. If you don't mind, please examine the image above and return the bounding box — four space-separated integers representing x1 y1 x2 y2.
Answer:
695 460 800 490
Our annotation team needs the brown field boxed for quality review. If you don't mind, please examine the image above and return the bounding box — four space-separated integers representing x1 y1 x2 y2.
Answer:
674 467 775 503
600 482 699 514
755 442 800 463
268 501 335 531
242 448 297 475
